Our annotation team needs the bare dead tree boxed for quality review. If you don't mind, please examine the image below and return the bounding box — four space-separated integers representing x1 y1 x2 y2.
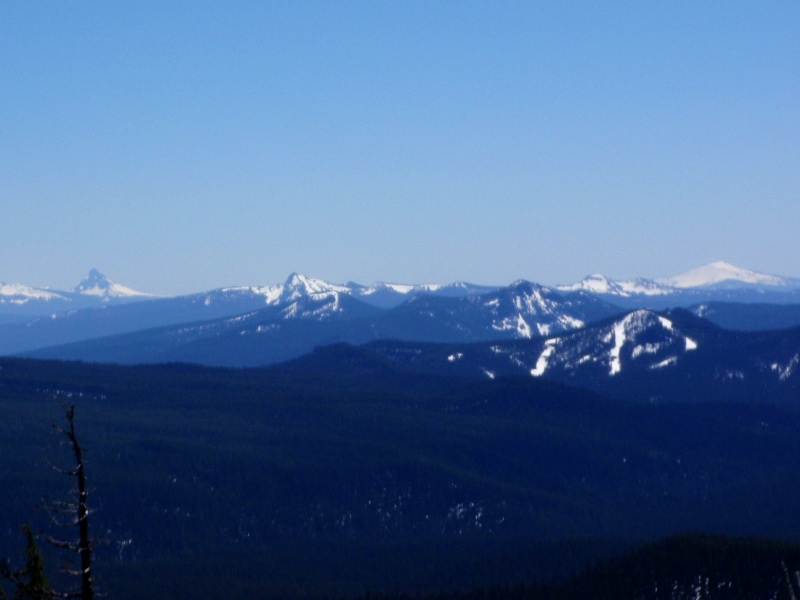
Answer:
1 403 95 600
43 403 95 600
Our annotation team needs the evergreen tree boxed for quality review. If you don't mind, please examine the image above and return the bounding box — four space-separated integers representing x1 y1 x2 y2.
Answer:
44 403 94 600
0 525 51 600
13 526 50 600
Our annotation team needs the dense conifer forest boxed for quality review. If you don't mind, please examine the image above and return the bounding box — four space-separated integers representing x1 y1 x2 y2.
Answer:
1 357 800 598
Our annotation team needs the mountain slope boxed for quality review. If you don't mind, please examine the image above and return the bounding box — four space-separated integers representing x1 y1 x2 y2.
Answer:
297 309 800 404
21 282 623 367
558 274 673 297
0 284 294 355
5 263 800 358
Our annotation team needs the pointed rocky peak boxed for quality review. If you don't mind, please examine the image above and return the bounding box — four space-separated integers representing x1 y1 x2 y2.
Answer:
73 269 153 299
74 269 112 294
279 273 352 303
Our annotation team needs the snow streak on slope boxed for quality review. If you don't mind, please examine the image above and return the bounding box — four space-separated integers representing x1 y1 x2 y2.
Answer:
280 291 347 320
530 339 558 377
771 354 800 381
530 310 698 378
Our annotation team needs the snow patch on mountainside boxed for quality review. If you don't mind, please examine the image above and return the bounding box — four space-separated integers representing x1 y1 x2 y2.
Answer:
278 291 352 321
361 282 444 295
771 354 799 381
216 285 283 304
557 274 673 297
632 343 662 358
0 283 67 303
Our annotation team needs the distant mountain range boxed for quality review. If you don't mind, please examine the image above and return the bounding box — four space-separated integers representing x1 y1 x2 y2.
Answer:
4 262 800 373
19 280 621 365
3 261 800 316
556 261 800 308
0 268 155 315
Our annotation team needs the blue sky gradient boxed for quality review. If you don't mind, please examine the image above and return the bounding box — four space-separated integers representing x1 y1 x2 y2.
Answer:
2 2 798 294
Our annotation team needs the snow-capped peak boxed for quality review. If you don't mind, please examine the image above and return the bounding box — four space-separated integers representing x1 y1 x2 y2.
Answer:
279 273 353 303
657 261 792 289
558 274 615 294
73 269 153 299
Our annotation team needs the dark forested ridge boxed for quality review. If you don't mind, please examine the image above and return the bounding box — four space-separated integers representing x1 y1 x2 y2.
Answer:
691 302 800 331
2 357 800 598
281 310 800 405
348 534 800 599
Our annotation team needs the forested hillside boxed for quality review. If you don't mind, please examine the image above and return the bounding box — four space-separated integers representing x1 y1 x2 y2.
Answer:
2 357 800 598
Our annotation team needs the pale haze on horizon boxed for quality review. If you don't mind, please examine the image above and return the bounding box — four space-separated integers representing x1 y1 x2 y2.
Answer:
1 2 798 296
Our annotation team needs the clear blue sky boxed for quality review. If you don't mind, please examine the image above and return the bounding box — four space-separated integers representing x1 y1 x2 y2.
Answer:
2 2 798 295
